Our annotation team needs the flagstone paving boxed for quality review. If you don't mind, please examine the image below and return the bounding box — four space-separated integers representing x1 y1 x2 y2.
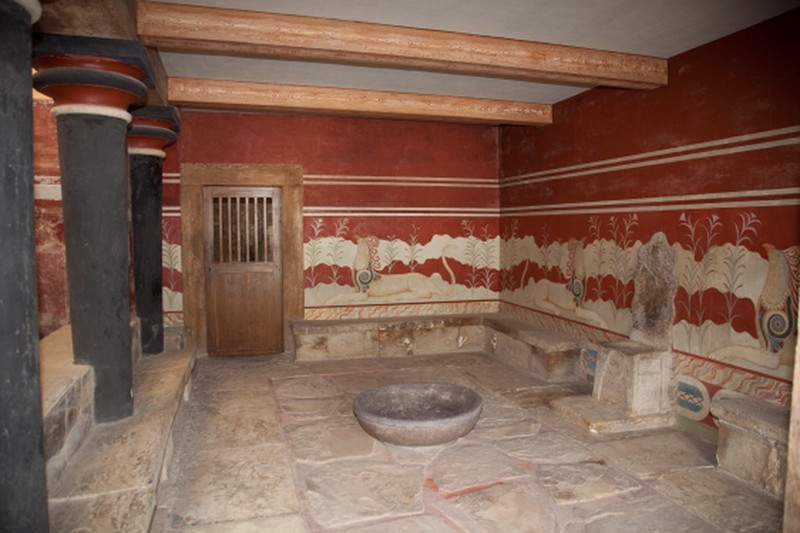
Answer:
153 352 784 532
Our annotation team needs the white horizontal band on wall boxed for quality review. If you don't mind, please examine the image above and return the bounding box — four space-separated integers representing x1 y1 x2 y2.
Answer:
501 125 800 187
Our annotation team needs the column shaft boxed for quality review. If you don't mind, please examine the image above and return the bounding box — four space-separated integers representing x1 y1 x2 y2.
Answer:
57 114 133 421
131 154 164 354
0 0 49 530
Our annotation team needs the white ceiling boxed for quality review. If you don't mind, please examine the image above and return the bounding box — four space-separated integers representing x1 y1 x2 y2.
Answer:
154 0 797 106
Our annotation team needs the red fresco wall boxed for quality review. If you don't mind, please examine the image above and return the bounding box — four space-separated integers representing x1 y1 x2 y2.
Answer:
179 113 502 319
499 9 800 426
29 8 798 425
33 99 68 337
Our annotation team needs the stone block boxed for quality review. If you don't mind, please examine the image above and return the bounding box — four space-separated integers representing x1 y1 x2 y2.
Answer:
711 392 789 499
325 330 378 359
593 340 671 417
456 324 486 351
491 331 533 371
484 315 581 382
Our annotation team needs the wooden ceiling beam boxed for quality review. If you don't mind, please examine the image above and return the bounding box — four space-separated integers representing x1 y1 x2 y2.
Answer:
168 77 552 126
138 2 667 90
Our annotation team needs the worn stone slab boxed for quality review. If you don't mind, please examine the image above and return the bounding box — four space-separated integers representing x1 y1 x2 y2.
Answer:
569 491 718 533
191 357 286 392
276 394 354 422
151 512 310 533
50 487 154 533
535 459 642 504
427 443 529 495
132 356 192 415
285 416 379 462
302 461 424 529
472 398 532 429
464 362 548 392
165 444 298 527
434 480 557 533
651 468 783 533
377 355 463 370
178 390 283 450
298 358 385 374
470 417 543 440
51 409 173 497
346 514 457 532
495 430 592 464
508 384 592 409
330 367 478 395
272 375 344 399
591 430 716 478
551 395 674 434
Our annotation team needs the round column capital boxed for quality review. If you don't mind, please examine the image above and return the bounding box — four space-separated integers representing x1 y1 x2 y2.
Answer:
128 115 179 159
11 0 41 22
32 54 148 122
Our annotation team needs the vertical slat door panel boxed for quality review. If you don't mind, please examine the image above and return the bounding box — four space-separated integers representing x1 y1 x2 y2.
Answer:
204 186 283 356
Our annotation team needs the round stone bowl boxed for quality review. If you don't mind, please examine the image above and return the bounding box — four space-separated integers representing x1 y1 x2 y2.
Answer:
353 382 483 446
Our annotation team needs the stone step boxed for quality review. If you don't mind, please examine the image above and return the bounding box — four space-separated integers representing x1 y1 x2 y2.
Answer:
46 350 194 532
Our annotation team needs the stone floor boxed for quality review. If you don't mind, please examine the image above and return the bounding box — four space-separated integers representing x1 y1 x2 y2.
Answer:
151 352 784 532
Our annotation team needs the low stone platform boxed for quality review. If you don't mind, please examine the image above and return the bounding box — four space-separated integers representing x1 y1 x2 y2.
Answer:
711 391 789 499
46 348 194 532
551 340 674 433
40 326 94 484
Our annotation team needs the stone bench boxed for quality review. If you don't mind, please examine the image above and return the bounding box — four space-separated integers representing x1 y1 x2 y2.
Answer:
292 314 487 360
710 391 789 499
292 314 584 383
482 315 582 383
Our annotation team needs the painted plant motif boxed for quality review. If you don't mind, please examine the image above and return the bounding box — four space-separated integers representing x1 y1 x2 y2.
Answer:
675 212 721 353
605 213 639 322
161 219 182 312
304 217 325 290
461 219 495 294
407 223 422 272
500 218 520 291
327 218 350 285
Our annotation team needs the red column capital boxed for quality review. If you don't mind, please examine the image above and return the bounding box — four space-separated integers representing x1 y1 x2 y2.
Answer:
32 54 148 122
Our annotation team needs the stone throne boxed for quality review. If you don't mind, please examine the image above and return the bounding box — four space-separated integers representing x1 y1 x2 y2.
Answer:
553 232 677 433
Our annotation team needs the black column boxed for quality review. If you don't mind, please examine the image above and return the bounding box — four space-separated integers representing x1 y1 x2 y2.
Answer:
128 109 178 355
131 153 165 353
33 55 147 422
57 114 135 420
0 0 49 531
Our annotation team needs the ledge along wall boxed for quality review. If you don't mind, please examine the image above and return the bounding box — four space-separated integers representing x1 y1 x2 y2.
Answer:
498 9 800 432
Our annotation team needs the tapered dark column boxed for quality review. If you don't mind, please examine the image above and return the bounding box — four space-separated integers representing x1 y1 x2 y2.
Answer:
128 109 178 354
33 55 147 422
0 1 49 531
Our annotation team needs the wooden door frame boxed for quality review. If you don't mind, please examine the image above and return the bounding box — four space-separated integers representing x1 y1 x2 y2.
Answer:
181 164 303 356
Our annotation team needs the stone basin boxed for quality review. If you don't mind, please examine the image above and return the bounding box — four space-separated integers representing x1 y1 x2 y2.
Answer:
353 382 483 446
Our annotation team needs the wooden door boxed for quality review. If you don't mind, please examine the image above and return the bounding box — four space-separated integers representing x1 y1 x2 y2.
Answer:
204 186 283 356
